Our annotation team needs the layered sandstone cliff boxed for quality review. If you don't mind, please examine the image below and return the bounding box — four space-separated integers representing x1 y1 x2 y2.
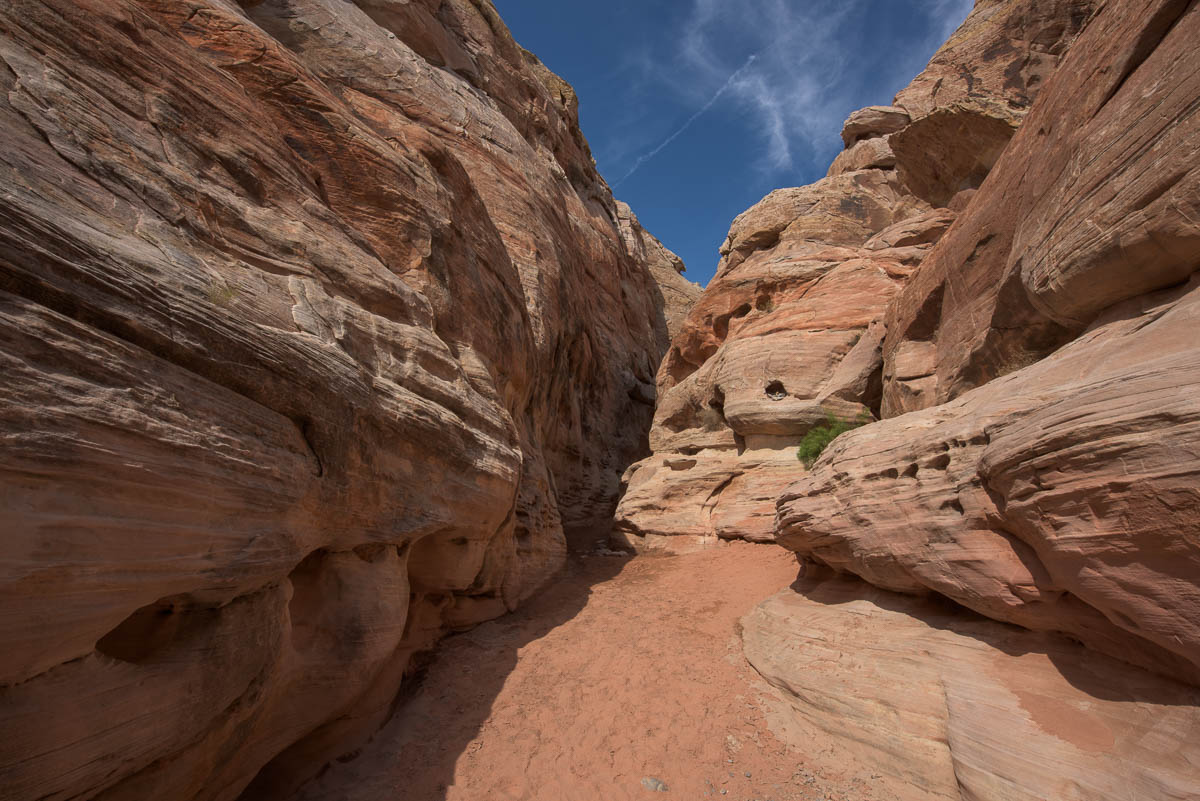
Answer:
615 0 1096 550
0 2 695 799
619 0 1200 797
777 0 1200 685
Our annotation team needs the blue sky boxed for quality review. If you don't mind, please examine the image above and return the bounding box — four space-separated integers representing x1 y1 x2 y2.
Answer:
496 0 974 286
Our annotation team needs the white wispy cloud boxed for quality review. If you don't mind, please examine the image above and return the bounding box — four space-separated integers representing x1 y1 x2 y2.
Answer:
614 54 759 186
615 0 864 181
926 0 976 52
612 0 975 184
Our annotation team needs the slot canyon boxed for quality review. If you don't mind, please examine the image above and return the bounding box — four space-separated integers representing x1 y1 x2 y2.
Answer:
1 1 1198 800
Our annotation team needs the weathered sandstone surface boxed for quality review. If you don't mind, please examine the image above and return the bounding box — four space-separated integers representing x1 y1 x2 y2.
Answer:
780 271 1200 683
744 575 1200 801
746 0 1200 794
778 0 1200 685
615 0 1093 551
883 0 1200 414
0 1 694 799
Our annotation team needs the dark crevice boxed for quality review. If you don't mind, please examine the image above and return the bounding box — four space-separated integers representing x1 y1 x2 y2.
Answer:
940 497 965 515
295 417 324 477
96 594 221 665
708 386 725 416
1131 168 1187 212
702 471 742 514
1093 0 1194 116
904 281 945 342
96 585 278 667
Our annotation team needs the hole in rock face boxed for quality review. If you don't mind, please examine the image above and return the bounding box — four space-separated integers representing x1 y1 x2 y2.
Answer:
96 594 215 664
288 550 329 655
353 543 388 563
708 386 725 415
765 380 787 401
941 498 965 514
713 305 752 341
928 453 951 471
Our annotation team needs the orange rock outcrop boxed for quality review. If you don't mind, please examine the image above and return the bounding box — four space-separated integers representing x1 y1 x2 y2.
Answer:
779 0 1200 685
0 1 696 798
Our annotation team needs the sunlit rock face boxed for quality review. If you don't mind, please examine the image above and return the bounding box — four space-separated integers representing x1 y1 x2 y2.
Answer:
779 0 1200 684
743 574 1200 801
614 0 1095 552
0 1 695 798
740 0 1200 796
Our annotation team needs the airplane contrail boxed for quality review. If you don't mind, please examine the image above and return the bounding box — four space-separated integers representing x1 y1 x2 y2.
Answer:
613 53 758 187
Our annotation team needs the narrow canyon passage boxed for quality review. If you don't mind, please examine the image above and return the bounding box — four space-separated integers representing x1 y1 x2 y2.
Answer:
294 544 874 801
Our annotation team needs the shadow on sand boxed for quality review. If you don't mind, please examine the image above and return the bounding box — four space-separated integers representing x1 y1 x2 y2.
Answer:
291 534 634 801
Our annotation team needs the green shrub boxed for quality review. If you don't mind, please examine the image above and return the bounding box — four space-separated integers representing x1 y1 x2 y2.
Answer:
797 411 870 468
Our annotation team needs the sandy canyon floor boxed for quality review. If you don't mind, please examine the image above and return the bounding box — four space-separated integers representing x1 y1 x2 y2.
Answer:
294 542 880 801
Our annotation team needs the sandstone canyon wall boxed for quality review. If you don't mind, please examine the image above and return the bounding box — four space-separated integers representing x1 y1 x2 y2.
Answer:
775 0 1200 685
0 2 696 799
615 0 1098 550
620 0 1200 798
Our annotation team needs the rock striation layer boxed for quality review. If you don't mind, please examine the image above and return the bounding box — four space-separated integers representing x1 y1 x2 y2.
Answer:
778 0 1200 685
615 0 1094 551
0 2 695 799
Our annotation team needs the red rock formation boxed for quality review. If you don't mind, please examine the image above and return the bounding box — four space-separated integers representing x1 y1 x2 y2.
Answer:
751 0 1200 794
611 0 1200 795
615 0 1093 551
883 0 1200 414
615 200 701 351
0 1 694 798
780 273 1200 683
778 0 1200 684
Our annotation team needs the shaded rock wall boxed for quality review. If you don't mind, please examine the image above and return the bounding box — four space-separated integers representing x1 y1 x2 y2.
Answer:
0 1 694 799
614 0 1094 551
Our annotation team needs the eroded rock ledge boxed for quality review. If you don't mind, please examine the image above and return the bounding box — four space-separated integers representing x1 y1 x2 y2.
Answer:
743 573 1200 801
0 1 697 799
